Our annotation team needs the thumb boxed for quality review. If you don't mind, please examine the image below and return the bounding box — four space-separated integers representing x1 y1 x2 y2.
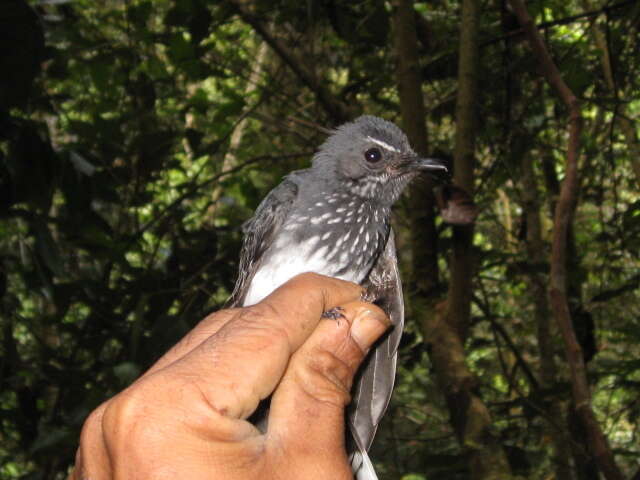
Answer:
266 301 390 479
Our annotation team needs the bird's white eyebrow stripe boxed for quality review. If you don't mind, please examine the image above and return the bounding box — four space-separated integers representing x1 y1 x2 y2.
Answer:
366 136 400 153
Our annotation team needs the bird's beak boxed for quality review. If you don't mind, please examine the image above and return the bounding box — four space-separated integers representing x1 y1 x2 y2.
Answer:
412 157 448 172
404 156 449 180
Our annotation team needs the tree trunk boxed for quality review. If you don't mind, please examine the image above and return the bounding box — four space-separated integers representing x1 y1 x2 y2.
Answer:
508 1 624 479
446 0 477 342
391 0 439 300
520 151 574 480
392 0 514 478
441 1 513 478
540 147 598 480
582 0 640 187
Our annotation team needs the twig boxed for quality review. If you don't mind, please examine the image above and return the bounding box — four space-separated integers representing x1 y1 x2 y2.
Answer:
226 0 350 123
482 0 637 47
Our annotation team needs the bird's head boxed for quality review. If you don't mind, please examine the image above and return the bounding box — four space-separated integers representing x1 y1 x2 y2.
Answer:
312 115 448 204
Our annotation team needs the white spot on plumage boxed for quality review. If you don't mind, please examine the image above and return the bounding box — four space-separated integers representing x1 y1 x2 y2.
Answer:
328 217 341 224
321 231 331 241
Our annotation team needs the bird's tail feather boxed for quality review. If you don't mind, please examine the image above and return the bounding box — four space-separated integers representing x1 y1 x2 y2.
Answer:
352 450 379 480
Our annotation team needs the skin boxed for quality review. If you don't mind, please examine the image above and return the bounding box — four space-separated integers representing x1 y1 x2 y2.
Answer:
70 273 391 480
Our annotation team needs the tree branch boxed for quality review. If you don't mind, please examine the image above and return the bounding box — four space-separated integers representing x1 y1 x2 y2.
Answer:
226 0 350 124
483 0 637 48
507 1 624 479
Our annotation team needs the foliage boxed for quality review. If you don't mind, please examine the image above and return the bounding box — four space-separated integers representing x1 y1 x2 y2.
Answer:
1 0 639 478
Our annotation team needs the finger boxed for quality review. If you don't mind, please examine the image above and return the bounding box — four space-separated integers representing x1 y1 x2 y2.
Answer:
70 403 111 480
151 273 362 378
163 273 363 422
143 309 238 377
266 301 390 476
263 272 365 350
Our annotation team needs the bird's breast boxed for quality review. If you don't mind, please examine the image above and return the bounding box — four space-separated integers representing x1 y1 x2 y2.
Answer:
242 206 389 306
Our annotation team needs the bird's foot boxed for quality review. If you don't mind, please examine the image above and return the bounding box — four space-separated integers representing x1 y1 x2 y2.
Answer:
322 306 346 323
360 287 379 304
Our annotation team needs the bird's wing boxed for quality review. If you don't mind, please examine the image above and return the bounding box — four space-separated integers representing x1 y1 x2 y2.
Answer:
227 177 299 307
348 228 404 463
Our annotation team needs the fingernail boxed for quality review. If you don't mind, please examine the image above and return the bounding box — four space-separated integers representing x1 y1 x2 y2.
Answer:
350 308 391 351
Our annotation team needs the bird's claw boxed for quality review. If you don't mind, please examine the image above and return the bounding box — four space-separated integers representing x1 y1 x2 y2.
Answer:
322 306 346 322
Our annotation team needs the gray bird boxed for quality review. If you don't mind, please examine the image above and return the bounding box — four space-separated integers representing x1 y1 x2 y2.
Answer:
229 115 447 479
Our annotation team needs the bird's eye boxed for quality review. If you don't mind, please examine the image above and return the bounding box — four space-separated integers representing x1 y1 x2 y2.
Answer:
364 148 382 164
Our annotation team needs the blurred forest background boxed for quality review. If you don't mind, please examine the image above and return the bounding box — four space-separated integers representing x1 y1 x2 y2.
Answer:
1 0 639 478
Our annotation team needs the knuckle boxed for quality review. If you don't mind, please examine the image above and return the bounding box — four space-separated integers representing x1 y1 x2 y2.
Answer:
78 402 106 447
311 349 350 379
81 403 104 434
296 272 325 284
292 273 330 301
243 300 280 322
298 348 352 406
236 303 292 349
102 385 155 444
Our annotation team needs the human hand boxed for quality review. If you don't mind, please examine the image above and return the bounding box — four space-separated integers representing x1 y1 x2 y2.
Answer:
70 273 390 480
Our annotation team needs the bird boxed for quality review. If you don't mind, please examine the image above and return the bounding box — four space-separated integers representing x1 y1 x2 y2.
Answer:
229 115 447 479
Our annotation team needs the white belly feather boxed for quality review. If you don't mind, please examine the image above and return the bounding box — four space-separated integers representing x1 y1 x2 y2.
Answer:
242 238 362 306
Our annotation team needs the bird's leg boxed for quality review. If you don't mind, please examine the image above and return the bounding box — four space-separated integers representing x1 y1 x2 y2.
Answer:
361 283 395 323
360 287 378 304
